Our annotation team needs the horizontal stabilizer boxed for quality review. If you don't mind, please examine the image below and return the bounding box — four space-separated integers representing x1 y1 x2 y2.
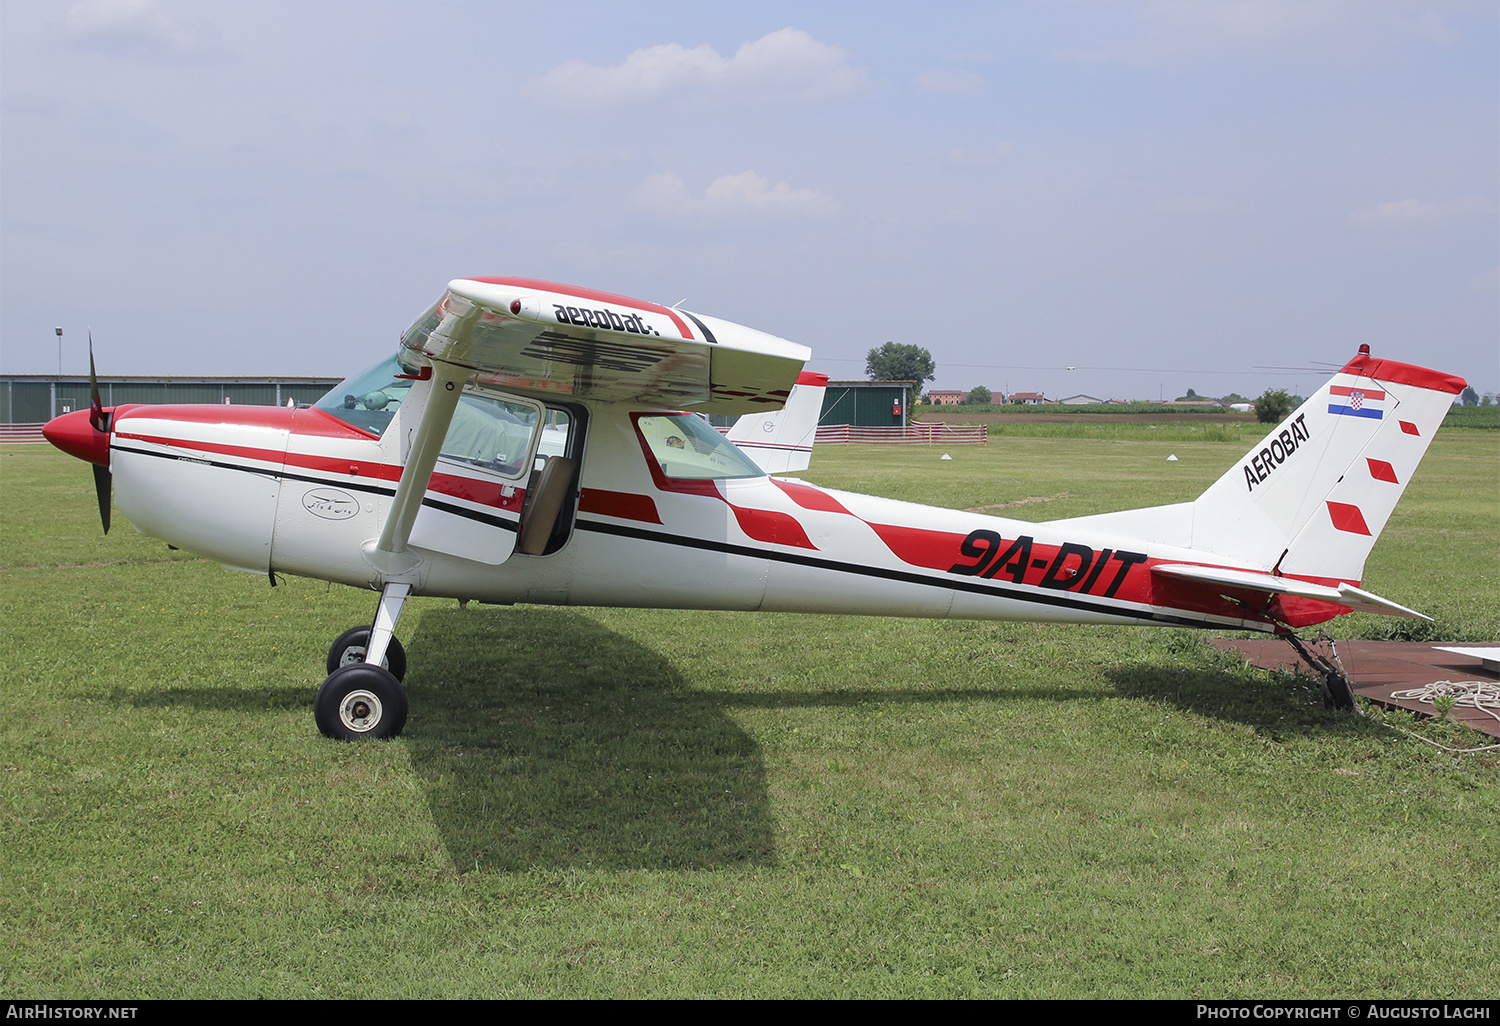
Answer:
727 371 829 474
1151 563 1430 620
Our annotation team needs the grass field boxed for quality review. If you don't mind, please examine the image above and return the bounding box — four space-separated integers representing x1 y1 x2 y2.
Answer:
2 424 1496 999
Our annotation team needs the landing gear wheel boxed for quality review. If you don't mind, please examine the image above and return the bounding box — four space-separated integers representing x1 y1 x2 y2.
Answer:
1324 669 1355 711
326 625 406 681
315 664 408 741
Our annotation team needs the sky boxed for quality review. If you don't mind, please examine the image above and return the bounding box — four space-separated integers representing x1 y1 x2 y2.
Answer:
2 0 1496 402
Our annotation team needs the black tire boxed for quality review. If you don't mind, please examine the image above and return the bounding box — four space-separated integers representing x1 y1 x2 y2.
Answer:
315 664 408 741
1325 669 1356 711
326 625 406 681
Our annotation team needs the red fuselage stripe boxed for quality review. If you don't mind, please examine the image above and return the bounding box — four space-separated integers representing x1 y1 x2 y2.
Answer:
115 430 520 512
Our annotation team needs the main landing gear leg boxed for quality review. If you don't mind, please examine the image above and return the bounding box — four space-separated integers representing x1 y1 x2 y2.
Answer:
315 583 412 740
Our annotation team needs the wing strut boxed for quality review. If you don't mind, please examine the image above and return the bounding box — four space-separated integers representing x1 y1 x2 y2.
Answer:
364 357 471 577
359 303 481 667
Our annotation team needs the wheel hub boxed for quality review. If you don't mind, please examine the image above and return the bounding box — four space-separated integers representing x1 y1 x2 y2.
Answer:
339 644 390 671
338 689 384 732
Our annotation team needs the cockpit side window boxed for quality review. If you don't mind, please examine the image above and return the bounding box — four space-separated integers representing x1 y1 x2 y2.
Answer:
437 391 543 480
316 358 547 483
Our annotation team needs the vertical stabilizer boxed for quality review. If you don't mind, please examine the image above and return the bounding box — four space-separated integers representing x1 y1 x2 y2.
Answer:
1187 350 1465 584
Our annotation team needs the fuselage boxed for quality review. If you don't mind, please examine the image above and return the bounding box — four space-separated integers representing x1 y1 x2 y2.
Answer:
62 387 1298 636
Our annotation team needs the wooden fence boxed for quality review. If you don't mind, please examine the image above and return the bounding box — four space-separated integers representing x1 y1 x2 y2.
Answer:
813 423 987 445
0 423 47 443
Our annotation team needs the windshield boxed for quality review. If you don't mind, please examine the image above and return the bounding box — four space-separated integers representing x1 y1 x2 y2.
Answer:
314 356 416 437
637 413 764 480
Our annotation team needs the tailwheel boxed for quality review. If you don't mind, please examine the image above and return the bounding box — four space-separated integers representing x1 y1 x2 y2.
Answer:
1282 631 1357 712
315 664 409 740
327 625 407 681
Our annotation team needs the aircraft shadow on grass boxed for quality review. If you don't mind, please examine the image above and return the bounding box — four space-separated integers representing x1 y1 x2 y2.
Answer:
106 607 1086 874
109 604 1354 869
1104 654 1367 740
402 606 776 873
399 608 1112 872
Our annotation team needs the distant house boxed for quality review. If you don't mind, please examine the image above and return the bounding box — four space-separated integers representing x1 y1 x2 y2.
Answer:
1009 391 1046 405
927 390 967 406
1058 393 1105 405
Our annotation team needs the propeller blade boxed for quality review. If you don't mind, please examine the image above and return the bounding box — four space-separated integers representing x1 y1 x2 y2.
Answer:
87 331 111 533
92 462 112 534
88 332 105 432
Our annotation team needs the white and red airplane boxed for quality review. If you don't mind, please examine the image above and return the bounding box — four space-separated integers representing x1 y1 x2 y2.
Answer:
43 276 1467 739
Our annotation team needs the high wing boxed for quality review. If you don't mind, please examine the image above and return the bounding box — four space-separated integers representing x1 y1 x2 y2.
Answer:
398 277 810 414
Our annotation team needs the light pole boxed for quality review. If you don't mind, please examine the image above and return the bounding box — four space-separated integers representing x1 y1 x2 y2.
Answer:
55 326 63 376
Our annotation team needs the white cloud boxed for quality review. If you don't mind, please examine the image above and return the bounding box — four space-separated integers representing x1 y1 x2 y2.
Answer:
532 28 867 107
635 170 834 218
1348 197 1496 227
63 0 224 61
913 69 985 96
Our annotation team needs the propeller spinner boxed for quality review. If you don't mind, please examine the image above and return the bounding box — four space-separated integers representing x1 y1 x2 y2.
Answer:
41 333 113 533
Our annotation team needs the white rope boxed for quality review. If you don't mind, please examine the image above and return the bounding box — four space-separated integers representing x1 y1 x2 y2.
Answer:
1387 679 1500 723
1375 679 1500 753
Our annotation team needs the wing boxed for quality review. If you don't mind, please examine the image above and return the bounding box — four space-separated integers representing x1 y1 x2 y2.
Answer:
398 277 810 414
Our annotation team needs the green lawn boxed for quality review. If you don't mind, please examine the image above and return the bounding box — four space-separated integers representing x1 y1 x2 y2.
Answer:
1 428 1495 999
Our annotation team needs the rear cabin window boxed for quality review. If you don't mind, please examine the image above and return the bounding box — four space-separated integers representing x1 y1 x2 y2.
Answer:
637 413 764 480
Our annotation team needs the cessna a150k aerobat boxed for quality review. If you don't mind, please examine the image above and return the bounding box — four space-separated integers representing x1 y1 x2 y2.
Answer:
44 276 1467 739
